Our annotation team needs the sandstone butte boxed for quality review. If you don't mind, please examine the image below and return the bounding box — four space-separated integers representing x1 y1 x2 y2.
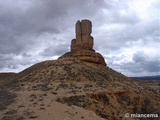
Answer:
0 20 160 120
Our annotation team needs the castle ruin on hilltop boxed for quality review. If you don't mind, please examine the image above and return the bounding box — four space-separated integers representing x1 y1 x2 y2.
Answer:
59 19 106 66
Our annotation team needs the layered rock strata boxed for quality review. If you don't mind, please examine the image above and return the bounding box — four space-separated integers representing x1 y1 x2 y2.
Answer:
59 19 106 66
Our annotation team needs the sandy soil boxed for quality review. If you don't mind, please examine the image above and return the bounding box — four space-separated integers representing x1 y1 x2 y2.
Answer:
0 90 104 120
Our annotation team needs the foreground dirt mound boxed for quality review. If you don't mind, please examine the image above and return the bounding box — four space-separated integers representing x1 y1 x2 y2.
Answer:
0 58 159 120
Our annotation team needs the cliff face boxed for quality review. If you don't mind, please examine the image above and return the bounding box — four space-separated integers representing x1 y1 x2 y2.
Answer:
0 20 160 120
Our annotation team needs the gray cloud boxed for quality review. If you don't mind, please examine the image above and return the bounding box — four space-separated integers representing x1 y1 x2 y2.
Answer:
107 51 160 76
40 42 70 57
0 0 159 76
0 0 106 53
132 51 160 73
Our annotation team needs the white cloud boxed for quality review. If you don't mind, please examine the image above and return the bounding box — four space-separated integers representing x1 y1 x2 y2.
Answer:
129 0 158 19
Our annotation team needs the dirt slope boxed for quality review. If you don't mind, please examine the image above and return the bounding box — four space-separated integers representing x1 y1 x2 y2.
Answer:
0 57 159 120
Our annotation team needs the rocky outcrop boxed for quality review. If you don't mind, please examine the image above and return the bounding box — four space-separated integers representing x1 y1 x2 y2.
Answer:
71 20 94 52
73 50 106 66
60 19 106 66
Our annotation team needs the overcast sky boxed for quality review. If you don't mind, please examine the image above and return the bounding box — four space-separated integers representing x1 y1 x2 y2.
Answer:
0 0 159 77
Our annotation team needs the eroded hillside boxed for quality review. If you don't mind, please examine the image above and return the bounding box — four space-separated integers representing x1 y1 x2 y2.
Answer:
0 58 160 120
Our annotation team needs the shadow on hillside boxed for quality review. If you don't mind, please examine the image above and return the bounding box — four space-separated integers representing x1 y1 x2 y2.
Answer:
0 90 17 111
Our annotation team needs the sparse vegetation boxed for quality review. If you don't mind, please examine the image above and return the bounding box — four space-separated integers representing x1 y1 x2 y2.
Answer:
0 90 17 111
0 58 160 120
